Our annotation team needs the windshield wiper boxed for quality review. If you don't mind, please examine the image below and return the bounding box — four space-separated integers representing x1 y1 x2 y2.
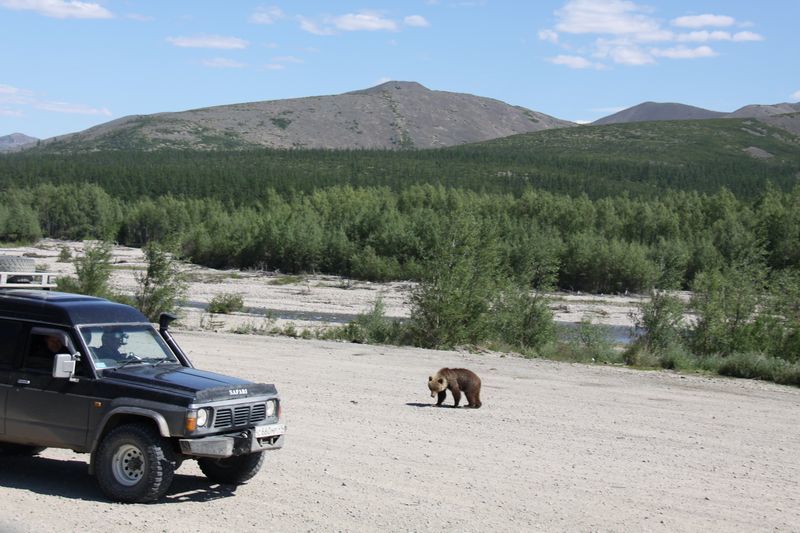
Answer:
112 358 146 370
149 357 179 367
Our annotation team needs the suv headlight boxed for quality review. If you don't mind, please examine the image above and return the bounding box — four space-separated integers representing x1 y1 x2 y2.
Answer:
266 400 276 418
197 408 210 427
186 407 212 432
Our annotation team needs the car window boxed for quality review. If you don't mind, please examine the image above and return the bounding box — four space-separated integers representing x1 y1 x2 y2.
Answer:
80 324 178 370
0 319 24 368
23 327 74 373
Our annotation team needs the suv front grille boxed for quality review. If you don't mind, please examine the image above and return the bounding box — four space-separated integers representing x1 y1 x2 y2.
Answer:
213 403 268 429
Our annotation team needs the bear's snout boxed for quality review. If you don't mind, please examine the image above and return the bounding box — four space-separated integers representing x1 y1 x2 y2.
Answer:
430 391 436 398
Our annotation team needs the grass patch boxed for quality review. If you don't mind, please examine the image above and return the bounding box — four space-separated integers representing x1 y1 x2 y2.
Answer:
208 292 245 314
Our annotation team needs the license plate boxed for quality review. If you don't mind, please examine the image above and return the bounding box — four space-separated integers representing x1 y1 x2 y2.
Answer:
254 424 286 438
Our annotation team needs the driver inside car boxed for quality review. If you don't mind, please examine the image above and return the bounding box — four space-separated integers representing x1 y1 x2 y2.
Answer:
92 330 129 361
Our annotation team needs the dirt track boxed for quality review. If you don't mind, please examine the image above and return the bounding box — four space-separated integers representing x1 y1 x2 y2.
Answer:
1 331 799 532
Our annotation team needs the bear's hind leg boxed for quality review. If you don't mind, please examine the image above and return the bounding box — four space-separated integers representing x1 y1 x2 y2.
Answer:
467 390 482 408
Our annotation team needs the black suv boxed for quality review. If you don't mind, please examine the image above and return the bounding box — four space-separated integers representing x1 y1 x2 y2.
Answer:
0 289 285 503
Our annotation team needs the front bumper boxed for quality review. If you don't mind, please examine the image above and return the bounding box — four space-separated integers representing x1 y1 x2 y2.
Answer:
179 423 286 458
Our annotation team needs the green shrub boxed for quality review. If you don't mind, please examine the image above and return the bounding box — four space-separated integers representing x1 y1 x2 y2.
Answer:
135 242 186 321
407 215 503 348
622 345 660 367
56 241 113 298
717 352 783 382
689 262 768 356
324 297 408 345
208 292 245 314
631 290 686 354
491 287 555 351
57 245 72 262
543 320 622 364
657 344 695 370
692 353 799 385
762 269 800 363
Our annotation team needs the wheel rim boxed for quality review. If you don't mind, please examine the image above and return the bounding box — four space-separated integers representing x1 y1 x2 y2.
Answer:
111 444 145 486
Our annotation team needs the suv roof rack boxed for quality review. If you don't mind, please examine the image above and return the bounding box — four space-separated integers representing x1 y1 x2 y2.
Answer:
0 271 58 290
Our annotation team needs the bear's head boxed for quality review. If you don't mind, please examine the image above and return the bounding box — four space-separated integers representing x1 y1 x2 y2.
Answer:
428 375 447 397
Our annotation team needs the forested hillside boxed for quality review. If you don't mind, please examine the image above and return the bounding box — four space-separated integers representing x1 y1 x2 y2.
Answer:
1 117 798 295
2 118 797 201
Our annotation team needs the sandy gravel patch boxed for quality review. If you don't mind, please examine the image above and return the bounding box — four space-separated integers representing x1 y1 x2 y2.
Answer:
3 239 650 333
1 331 799 532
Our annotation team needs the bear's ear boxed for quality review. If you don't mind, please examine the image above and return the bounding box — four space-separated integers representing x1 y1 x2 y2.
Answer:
437 378 444 384
428 376 433 381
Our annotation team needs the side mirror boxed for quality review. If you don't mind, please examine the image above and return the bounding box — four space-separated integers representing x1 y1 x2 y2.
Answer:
53 353 78 381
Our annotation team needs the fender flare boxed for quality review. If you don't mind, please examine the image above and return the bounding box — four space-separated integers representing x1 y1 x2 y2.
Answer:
88 407 171 475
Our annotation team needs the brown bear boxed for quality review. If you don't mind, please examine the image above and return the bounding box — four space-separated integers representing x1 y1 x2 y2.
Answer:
428 368 482 408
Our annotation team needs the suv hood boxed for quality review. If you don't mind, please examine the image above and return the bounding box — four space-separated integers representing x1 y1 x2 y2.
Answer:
102 364 278 402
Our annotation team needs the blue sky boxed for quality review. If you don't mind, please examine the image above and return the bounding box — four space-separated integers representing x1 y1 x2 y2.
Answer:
1 0 798 139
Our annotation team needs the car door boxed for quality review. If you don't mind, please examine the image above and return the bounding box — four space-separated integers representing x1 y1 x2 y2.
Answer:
0 319 25 436
4 326 94 449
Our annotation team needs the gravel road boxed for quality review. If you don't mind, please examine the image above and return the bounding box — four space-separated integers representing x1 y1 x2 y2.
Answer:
1 331 799 532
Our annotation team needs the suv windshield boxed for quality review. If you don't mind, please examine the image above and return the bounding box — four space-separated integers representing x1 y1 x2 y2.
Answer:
79 324 179 370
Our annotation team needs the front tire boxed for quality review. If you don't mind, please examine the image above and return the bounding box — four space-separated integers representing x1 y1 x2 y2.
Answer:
198 451 264 484
95 423 176 503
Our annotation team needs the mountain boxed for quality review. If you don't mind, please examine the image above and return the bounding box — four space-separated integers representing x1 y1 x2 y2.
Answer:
593 101 800 136
593 102 725 125
727 102 800 118
0 133 38 152
30 81 574 152
756 113 800 136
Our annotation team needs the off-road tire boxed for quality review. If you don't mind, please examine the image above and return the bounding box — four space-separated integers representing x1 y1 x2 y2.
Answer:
0 444 46 456
95 423 176 503
0 255 36 272
198 451 265 484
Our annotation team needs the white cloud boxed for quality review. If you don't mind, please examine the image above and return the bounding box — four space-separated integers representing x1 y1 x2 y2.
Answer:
541 2 762 69
167 35 248 49
0 108 23 117
555 0 661 37
538 29 559 43
677 30 732 42
632 28 673 42
404 15 429 27
1 84 111 116
651 45 716 59
791 90 800 101
332 12 397 31
676 30 763 43
672 14 734 28
0 0 112 19
34 101 111 115
298 12 404 34
0 84 21 94
0 84 34 104
201 58 247 68
610 45 654 65
298 16 335 35
732 31 763 42
250 6 284 24
549 54 594 69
